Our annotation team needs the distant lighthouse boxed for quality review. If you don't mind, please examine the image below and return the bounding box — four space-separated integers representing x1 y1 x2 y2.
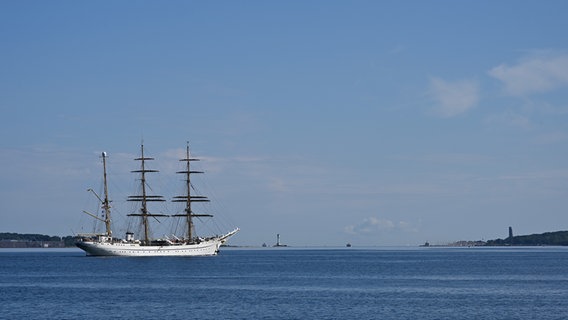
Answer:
273 234 287 247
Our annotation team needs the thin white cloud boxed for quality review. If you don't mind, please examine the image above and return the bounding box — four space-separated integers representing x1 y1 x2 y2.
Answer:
488 53 568 96
389 44 406 54
344 217 417 235
419 153 493 165
429 77 479 117
484 111 532 129
531 131 568 144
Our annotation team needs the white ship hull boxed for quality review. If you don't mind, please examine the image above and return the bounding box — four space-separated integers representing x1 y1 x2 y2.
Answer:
76 239 220 256
76 229 239 257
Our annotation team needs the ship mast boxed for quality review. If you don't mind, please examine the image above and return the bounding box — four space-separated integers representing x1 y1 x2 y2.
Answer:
82 152 113 238
101 152 112 237
172 142 212 241
127 144 167 244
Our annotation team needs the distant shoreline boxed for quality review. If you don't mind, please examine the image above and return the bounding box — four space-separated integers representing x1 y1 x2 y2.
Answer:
422 230 568 247
0 233 75 248
2 230 568 248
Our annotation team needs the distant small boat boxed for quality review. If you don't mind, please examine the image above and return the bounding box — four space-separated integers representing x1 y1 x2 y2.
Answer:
346 243 352 247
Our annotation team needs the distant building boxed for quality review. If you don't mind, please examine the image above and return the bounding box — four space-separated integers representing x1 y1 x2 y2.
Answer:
509 226 513 239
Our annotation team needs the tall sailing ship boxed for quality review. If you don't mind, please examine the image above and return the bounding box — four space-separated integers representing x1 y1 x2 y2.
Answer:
75 143 239 256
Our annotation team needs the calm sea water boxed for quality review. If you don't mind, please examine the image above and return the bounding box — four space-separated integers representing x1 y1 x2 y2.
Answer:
1 247 568 319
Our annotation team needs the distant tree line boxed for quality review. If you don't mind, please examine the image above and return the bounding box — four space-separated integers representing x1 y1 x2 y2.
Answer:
485 231 568 246
0 233 76 247
0 232 62 242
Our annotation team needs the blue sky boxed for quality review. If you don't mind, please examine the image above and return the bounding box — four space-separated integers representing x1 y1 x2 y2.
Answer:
1 1 567 246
